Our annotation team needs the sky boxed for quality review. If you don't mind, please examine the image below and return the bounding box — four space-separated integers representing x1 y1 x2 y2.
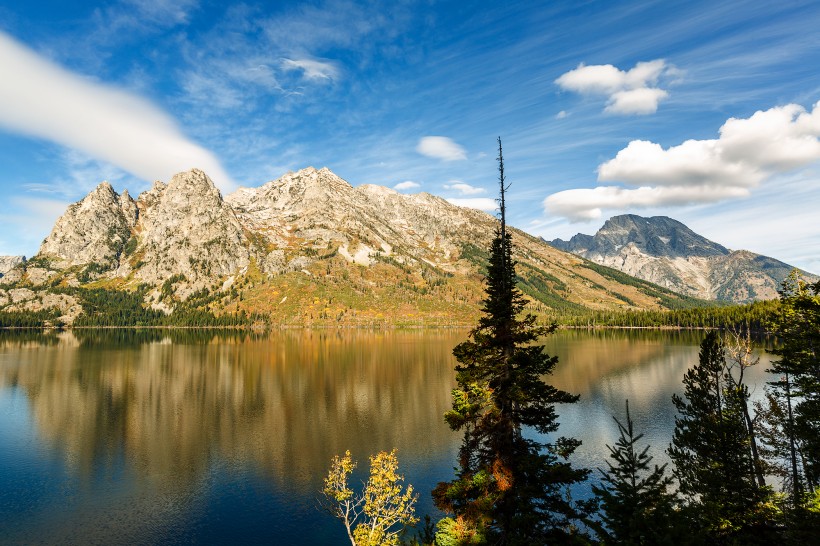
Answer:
0 0 818 273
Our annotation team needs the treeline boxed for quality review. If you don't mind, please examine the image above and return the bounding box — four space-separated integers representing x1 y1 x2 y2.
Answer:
561 299 780 330
72 328 265 347
0 285 270 328
0 308 63 328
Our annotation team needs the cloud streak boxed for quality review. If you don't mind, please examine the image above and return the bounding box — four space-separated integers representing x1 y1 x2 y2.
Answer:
555 59 671 115
0 31 236 191
545 101 820 220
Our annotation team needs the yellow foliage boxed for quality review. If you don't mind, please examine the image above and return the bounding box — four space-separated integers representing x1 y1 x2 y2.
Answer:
321 449 418 546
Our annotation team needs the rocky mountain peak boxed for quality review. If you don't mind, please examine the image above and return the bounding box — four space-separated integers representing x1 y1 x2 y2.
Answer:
556 214 729 259
132 169 251 286
550 214 812 302
39 181 132 270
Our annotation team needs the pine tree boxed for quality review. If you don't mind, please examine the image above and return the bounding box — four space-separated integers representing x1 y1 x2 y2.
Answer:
433 138 589 545
592 401 677 545
762 271 820 541
669 331 773 542
769 271 820 494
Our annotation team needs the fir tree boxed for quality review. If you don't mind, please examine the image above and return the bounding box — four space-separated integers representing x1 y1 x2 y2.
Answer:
592 401 678 545
669 331 774 543
768 270 820 494
763 271 820 542
433 138 589 545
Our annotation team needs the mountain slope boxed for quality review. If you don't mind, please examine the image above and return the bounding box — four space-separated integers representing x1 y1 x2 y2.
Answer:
550 214 815 303
1 169 707 326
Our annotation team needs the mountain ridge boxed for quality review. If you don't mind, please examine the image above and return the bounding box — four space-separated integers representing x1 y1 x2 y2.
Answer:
1 168 709 326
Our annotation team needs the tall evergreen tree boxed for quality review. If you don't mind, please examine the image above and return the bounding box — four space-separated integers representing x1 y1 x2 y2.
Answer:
592 401 678 545
762 271 820 542
768 271 820 494
669 331 773 543
433 138 588 545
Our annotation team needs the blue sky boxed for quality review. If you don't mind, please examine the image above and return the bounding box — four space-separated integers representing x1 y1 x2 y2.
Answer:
1 0 819 273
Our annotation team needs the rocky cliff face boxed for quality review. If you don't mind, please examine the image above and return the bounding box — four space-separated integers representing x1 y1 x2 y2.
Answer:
550 214 814 302
130 169 253 284
39 181 134 271
2 168 707 324
0 256 25 277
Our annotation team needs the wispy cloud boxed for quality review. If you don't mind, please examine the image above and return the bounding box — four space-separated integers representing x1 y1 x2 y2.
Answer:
444 181 486 195
0 31 236 191
281 58 339 81
544 101 820 220
394 180 420 191
555 59 672 115
123 0 199 25
416 136 467 161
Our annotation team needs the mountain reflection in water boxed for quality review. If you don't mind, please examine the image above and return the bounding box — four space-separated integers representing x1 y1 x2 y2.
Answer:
0 329 772 544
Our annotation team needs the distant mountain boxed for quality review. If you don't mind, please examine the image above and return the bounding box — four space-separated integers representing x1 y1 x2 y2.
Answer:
550 214 815 303
1 169 705 326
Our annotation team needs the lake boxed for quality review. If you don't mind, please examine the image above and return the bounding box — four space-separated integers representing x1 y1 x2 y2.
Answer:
0 328 773 544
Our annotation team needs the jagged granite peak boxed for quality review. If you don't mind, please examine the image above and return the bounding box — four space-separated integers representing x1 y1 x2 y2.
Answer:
226 167 481 267
39 180 133 270
131 169 252 284
550 214 814 302
119 189 138 228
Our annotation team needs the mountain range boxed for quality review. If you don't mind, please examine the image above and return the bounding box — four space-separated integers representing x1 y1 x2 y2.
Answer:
0 168 706 326
550 214 815 303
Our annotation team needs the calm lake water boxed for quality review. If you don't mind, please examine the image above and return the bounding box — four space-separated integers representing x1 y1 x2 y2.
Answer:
0 329 773 545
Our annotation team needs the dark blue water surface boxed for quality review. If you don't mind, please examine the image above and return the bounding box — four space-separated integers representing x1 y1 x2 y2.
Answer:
0 329 772 544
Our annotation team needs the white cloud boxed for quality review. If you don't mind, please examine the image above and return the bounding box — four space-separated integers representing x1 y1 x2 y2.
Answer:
555 59 671 115
544 185 750 221
444 181 485 195
281 58 340 81
555 110 568 119
605 87 669 115
0 31 237 192
394 180 420 190
545 101 820 220
416 136 467 161
446 197 497 212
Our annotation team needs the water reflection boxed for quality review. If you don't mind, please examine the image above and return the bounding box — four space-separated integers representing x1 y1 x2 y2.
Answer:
1 330 462 492
0 329 775 544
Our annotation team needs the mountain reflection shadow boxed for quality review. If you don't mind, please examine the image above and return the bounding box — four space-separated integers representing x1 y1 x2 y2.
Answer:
0 330 464 494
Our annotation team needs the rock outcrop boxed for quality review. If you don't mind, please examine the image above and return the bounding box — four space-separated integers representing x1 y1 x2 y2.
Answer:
0 256 25 278
39 182 134 272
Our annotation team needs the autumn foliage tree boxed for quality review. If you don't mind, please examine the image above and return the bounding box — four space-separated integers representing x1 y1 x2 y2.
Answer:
432 138 589 545
321 449 418 546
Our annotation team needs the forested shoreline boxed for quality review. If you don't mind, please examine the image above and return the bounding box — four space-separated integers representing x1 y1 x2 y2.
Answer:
0 284 783 332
